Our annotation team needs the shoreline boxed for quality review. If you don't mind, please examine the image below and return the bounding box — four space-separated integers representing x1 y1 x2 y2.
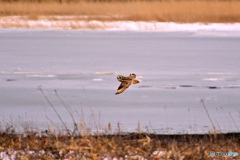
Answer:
1 16 240 31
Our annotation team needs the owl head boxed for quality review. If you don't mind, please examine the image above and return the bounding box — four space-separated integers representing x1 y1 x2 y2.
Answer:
117 75 123 82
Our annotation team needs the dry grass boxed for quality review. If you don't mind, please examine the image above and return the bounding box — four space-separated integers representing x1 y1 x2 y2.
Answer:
0 127 240 159
0 0 240 23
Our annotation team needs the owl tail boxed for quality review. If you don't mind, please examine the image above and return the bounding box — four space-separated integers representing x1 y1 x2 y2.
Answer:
132 79 140 84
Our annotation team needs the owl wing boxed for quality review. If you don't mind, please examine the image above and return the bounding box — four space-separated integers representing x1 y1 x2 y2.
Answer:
115 80 132 94
130 74 136 79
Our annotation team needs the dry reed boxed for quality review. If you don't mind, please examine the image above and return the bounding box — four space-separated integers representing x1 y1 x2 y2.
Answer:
0 0 240 23
0 127 240 159
200 99 216 132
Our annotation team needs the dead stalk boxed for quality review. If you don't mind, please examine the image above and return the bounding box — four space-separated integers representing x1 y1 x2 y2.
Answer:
200 99 216 133
38 86 69 135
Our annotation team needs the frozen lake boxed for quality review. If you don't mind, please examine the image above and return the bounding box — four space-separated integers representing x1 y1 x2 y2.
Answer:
0 29 240 134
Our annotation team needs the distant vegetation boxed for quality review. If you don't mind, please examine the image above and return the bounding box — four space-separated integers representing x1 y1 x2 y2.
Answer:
0 0 240 23
0 0 240 2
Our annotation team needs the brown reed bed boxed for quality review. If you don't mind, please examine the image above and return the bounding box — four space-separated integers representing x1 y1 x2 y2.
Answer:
0 125 240 159
1 0 240 23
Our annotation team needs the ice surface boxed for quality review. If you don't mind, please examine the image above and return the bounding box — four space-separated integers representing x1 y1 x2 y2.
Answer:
0 29 240 134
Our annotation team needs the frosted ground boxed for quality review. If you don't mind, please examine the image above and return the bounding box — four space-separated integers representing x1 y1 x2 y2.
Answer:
1 16 240 31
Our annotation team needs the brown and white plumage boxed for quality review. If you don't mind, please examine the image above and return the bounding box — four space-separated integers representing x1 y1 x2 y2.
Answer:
115 73 140 95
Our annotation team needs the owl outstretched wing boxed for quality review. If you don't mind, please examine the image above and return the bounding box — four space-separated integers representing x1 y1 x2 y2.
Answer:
115 80 132 94
130 73 136 79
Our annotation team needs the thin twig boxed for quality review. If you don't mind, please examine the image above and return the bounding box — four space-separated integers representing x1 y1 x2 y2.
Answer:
228 112 239 132
220 106 233 131
164 105 168 133
54 89 79 135
43 102 60 133
138 121 141 133
38 86 69 135
214 117 222 133
82 86 99 134
188 108 191 129
200 99 216 132
148 122 156 134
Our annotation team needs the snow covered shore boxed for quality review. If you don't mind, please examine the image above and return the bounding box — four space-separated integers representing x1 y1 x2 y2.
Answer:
1 16 240 31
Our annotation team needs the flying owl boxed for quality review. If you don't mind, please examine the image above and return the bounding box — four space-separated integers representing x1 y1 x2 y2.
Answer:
115 73 140 94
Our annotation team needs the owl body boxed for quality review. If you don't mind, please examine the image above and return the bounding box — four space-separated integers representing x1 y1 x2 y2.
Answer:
117 75 132 82
115 73 140 94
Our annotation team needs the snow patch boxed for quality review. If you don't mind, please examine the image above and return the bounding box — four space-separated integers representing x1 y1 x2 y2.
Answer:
1 16 240 31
